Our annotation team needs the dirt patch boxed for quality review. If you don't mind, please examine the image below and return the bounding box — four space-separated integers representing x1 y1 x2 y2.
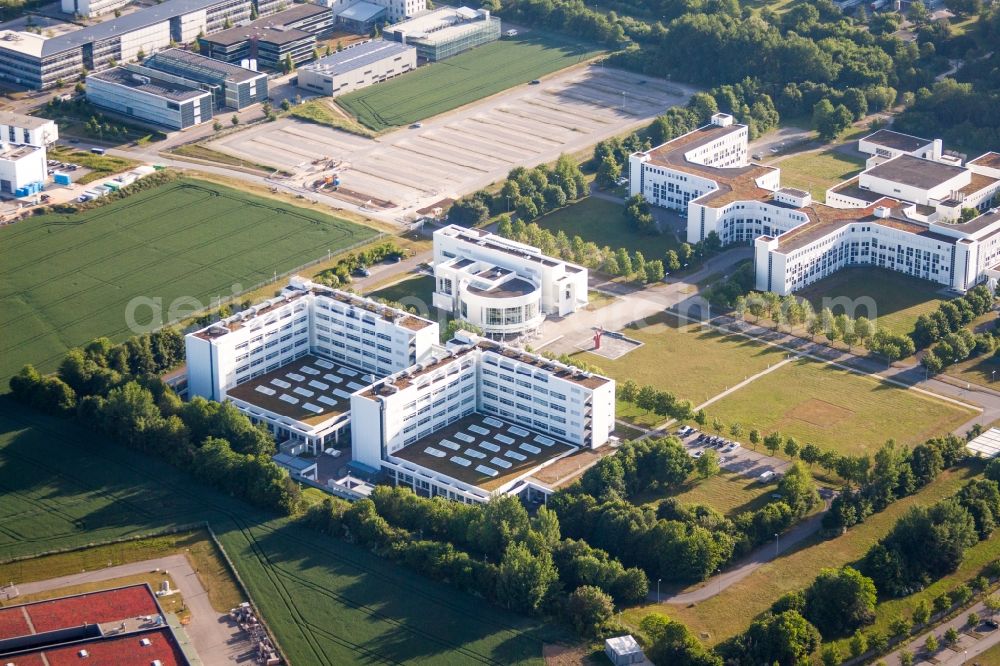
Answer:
544 643 596 665
782 398 854 428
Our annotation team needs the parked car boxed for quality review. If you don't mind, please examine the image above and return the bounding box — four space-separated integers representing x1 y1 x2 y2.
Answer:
758 470 776 483
324 447 342 457
90 147 106 155
353 265 371 277
530 79 541 85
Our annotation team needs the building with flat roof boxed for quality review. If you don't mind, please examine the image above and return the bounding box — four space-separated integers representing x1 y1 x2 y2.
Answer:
0 584 191 665
335 1 386 33
86 66 214 129
384 6 500 61
297 39 415 96
431 224 588 337
0 110 58 147
0 0 251 89
351 329 615 503
61 0 129 18
199 3 335 69
185 275 439 451
142 48 268 109
323 0 424 25
631 114 1000 296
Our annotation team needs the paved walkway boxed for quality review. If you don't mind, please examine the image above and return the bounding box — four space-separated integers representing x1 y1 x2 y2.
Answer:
11 554 255 665
881 597 1000 665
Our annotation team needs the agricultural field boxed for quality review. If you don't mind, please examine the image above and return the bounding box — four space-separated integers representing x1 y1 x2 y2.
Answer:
774 148 865 200
573 314 786 417
705 358 976 456
337 33 602 131
795 266 946 337
535 196 681 257
0 402 561 664
0 178 377 385
623 465 980 646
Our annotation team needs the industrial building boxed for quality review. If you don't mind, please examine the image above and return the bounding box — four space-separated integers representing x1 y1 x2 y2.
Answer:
86 66 214 129
296 39 415 96
143 48 268 109
351 329 615 504
0 0 252 89
198 3 335 69
383 6 500 61
431 224 589 337
323 0 424 25
185 276 439 452
0 111 57 196
61 0 129 18
628 115 1000 295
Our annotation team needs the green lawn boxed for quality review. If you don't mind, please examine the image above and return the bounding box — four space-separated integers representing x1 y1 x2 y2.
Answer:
705 358 976 457
624 465 980 647
795 266 946 337
536 196 681 256
0 401 561 664
638 471 778 517
0 178 377 385
572 314 786 414
776 149 865 201
367 274 453 331
337 33 602 131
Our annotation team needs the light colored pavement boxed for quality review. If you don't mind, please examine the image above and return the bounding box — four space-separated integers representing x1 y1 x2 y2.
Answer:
882 598 1000 665
10 554 255 665
204 65 694 222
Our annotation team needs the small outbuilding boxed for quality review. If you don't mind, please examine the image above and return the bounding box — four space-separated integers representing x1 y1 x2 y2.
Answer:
604 635 646 665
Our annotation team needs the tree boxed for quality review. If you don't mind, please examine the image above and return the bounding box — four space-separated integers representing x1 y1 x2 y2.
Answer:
696 449 720 479
913 599 931 625
803 567 877 637
448 198 490 226
969 611 980 627
820 645 840 666
565 586 613 636
924 634 938 654
712 417 724 435
944 626 959 645
230 114 239 126
749 429 762 450
784 438 800 459
889 614 911 638
495 542 558 613
618 379 639 404
849 632 868 658
800 444 821 467
777 462 820 515
596 154 621 188
909 0 929 22
665 249 681 273
765 432 783 456
731 610 821 666
641 614 723 666
212 119 223 132
282 53 294 74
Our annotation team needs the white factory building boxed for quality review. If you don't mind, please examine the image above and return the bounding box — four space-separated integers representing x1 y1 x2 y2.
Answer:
351 330 615 503
431 225 588 337
185 276 439 451
629 116 1000 296
0 111 58 196
296 40 415 97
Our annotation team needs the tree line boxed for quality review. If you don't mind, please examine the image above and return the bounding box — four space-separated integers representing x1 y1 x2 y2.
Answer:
313 241 404 289
302 487 646 637
447 157 587 227
9 333 300 514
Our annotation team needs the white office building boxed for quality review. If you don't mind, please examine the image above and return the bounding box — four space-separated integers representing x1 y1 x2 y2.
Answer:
0 112 58 147
62 0 130 18
431 225 588 337
630 116 1000 296
185 276 439 451
322 0 424 24
351 330 615 503
297 40 415 97
0 111 57 195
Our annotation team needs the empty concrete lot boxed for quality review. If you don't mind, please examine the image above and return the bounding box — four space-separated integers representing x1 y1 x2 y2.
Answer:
208 65 693 216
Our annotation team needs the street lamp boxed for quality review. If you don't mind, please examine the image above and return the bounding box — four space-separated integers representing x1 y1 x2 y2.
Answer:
774 533 780 556
992 369 996 383
657 578 662 603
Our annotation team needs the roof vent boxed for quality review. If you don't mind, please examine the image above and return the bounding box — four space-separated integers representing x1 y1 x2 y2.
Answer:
874 206 891 218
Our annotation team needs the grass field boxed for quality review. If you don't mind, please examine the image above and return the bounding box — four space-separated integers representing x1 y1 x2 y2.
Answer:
705 358 976 456
776 148 866 201
0 401 561 664
573 314 786 413
48 146 139 185
535 197 681 257
367 274 453 329
0 178 377 385
795 266 946 337
289 99 376 137
623 465 980 646
337 33 602 131
637 471 778 516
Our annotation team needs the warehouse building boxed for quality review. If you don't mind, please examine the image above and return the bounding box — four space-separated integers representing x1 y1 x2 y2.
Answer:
199 3 334 69
297 39 415 96
86 66 214 129
143 48 268 109
384 6 500 61
431 224 589 337
0 0 252 89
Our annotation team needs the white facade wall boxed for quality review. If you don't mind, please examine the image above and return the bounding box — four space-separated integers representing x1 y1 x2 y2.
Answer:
118 22 172 62
61 0 130 17
858 170 970 207
431 225 588 331
0 117 57 146
323 0 425 21
296 45 415 97
177 10 209 43
858 135 939 162
0 145 46 193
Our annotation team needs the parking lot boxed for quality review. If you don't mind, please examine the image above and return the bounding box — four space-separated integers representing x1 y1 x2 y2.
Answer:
673 426 793 481
207 65 694 218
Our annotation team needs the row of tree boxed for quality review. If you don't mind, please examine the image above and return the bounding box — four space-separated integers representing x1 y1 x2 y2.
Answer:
9 333 300 514
913 284 996 348
448 158 588 227
302 488 644 636
313 241 404 289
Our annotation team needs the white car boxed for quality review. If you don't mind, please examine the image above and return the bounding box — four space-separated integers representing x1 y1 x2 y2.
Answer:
692 450 704 458
323 447 342 457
